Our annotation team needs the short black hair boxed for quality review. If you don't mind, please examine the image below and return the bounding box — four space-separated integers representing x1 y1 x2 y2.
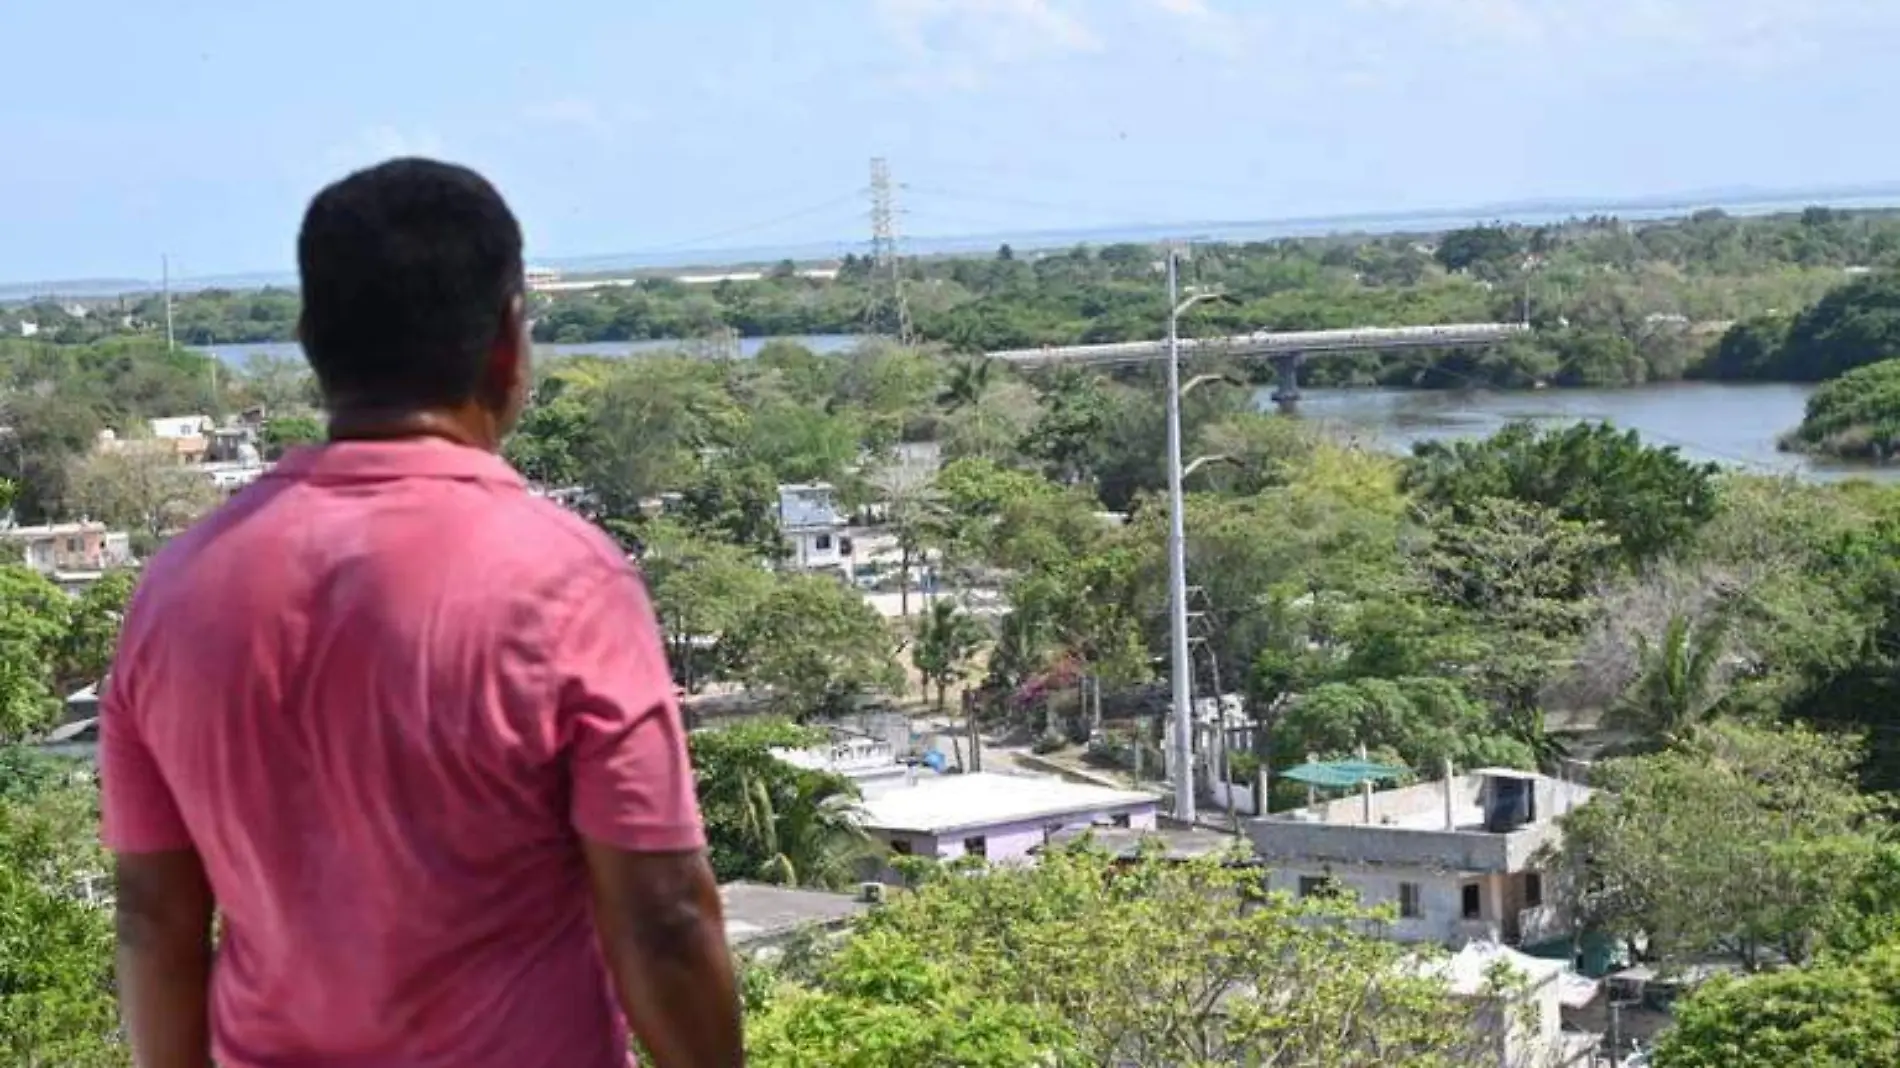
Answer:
297 158 524 408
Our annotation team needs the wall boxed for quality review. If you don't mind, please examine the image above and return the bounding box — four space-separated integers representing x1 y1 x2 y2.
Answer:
1251 820 1516 874
789 529 849 574
1208 780 1259 816
1266 861 1470 945
869 801 1158 876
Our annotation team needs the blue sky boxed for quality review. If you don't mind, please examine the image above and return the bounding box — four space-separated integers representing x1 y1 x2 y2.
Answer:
4 0 1900 284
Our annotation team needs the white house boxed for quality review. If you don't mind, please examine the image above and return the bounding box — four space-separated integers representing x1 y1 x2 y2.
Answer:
856 772 1158 877
1249 768 1592 955
778 483 852 578
772 736 918 798
149 414 213 440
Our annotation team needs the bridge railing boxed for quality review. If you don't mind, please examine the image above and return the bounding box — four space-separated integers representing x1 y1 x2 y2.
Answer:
987 322 1528 365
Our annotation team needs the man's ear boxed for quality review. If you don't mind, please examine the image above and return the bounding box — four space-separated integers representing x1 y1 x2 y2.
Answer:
486 294 530 419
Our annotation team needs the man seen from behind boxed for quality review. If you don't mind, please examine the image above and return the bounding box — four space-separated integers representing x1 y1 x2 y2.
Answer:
101 157 744 1068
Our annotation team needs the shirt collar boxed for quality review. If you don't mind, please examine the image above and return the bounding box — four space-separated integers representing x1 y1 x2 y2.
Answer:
265 438 525 488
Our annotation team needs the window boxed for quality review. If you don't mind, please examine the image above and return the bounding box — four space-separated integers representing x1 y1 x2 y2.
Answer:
1462 883 1483 920
1523 872 1544 909
888 838 912 856
962 836 988 859
838 536 853 556
815 533 833 551
1299 876 1338 899
1111 813 1132 829
1399 882 1423 919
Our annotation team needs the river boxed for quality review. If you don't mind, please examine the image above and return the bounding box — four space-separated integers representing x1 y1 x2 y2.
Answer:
1279 382 1900 482
197 334 861 369
198 339 1894 483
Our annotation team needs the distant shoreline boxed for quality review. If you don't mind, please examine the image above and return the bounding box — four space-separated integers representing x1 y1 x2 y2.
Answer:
10 183 1900 301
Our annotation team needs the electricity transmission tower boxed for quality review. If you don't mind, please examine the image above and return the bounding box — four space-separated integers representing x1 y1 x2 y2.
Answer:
867 157 914 343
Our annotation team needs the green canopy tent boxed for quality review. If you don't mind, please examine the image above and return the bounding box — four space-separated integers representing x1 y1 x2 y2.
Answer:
1279 759 1407 808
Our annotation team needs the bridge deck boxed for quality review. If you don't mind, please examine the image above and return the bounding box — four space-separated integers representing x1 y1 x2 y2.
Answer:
987 323 1528 365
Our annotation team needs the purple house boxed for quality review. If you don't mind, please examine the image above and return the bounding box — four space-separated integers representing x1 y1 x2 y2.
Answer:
856 772 1159 877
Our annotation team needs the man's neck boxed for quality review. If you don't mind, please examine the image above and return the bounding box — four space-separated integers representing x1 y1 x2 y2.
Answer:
326 408 497 452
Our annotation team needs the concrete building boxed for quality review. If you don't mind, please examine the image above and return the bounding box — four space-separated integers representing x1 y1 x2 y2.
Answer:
720 881 876 957
1419 941 1595 1067
772 736 919 798
0 521 134 576
1249 768 1591 953
777 483 852 578
856 772 1158 876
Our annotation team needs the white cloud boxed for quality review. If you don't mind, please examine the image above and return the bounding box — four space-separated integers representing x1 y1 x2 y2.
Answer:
874 0 1101 88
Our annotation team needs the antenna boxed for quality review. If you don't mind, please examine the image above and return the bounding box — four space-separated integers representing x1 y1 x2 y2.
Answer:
867 157 913 343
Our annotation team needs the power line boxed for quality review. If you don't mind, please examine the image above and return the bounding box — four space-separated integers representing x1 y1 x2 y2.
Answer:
643 193 864 254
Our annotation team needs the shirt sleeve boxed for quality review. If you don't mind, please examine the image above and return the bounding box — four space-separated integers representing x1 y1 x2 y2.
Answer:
100 677 194 854
553 563 705 853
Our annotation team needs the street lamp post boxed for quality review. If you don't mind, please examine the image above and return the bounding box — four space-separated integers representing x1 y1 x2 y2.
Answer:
1164 247 1232 825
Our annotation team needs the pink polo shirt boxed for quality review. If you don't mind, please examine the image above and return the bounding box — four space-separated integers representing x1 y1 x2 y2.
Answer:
100 438 703 1068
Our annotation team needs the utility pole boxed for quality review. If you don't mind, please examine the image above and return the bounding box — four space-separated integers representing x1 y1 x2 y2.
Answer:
867 157 913 343
1165 246 1195 824
162 254 175 352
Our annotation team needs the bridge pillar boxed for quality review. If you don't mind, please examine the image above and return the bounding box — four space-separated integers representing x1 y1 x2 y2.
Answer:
1269 352 1304 412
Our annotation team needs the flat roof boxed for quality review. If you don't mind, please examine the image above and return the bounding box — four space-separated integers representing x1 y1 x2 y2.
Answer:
856 772 1157 835
1043 825 1254 862
720 882 870 946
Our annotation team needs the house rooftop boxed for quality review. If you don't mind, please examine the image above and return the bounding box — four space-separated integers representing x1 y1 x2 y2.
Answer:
0 521 108 537
1042 824 1253 863
856 771 1156 835
777 482 845 530
1416 941 1568 998
720 882 871 947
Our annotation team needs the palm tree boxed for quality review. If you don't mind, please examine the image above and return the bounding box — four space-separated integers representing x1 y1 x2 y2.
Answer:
1611 612 1732 748
738 768 874 890
938 357 995 412
912 599 988 711
890 488 950 618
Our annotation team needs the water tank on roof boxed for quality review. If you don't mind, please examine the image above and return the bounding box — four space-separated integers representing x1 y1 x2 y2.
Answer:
1483 775 1535 833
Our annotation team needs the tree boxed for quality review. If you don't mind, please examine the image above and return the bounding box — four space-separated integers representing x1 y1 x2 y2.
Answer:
0 765 123 1066
1278 676 1536 775
726 574 904 718
1654 940 1900 1068
911 600 985 711
1434 225 1523 277
1782 357 1900 460
1552 723 1879 971
237 350 315 412
576 358 741 518
1404 421 1720 566
504 378 592 489
1608 612 1734 747
261 413 323 460
55 568 136 695
688 719 873 889
751 844 1520 1067
1777 269 1900 381
65 446 221 541
0 565 73 743
637 521 775 690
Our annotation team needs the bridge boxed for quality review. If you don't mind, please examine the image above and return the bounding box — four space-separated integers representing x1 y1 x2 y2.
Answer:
987 322 1529 406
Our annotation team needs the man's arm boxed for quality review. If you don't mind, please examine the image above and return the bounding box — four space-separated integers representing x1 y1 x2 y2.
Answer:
114 849 214 1068
550 560 743 1065
582 844 743 1068
100 649 214 1068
